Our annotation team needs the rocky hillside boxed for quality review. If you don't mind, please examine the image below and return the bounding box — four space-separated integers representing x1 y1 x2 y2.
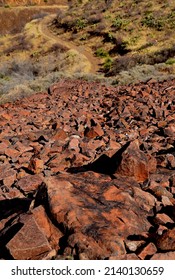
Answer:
0 78 175 260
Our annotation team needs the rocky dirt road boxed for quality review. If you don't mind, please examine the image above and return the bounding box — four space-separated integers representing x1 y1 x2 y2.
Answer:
0 78 175 260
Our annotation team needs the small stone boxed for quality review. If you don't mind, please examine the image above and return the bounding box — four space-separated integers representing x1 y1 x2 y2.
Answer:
125 240 145 252
116 140 149 183
68 138 80 152
157 225 168 236
155 213 174 225
28 158 44 174
162 195 173 206
157 228 175 251
157 121 167 128
138 243 157 260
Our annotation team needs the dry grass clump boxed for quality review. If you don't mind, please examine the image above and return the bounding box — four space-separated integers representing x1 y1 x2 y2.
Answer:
110 63 175 85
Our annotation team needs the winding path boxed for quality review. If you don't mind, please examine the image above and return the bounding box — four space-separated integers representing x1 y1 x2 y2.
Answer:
38 12 100 74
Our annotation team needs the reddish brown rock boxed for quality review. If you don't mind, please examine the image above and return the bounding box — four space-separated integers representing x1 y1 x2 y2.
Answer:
52 128 68 141
155 213 174 225
151 251 175 260
0 142 9 154
68 137 80 152
116 140 149 183
45 172 154 259
6 206 63 260
31 206 63 250
17 174 43 194
156 229 175 251
28 158 44 174
138 242 157 260
6 216 52 260
164 123 175 137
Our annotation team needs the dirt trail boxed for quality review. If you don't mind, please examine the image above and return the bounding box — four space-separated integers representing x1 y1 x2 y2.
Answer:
38 13 100 74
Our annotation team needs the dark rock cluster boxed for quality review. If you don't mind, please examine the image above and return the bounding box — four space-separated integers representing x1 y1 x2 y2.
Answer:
0 78 175 259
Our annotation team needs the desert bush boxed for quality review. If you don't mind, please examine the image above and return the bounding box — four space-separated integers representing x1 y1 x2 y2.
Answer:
165 58 175 65
103 32 115 43
110 63 175 85
87 14 103 24
103 57 113 72
4 35 32 54
112 16 123 30
75 18 87 30
95 48 108 58
47 43 68 53
60 15 75 31
141 13 165 31
167 11 175 29
109 45 175 75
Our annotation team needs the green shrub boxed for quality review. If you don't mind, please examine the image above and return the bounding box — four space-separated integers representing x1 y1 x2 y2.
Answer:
95 48 108 58
103 57 113 72
4 4 10 8
165 58 175 65
76 18 87 30
112 17 123 30
141 14 164 31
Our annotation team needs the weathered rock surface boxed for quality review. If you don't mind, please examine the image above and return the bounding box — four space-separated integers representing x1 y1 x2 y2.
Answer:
0 79 175 259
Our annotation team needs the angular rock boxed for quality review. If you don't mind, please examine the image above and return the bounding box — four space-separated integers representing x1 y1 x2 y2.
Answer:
28 158 44 174
156 229 175 251
31 206 63 250
17 174 43 194
6 216 52 260
116 140 149 183
125 240 145 252
138 242 157 260
154 213 174 225
6 206 63 260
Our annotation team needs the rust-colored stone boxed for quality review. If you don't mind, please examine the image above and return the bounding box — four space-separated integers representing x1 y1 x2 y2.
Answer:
17 174 43 194
116 140 149 183
156 229 175 251
138 243 157 260
6 216 52 260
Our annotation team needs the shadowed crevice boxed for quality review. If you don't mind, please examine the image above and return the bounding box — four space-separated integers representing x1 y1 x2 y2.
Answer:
67 141 130 175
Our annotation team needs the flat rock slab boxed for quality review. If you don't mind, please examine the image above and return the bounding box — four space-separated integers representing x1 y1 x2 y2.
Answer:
6 206 62 260
45 171 156 259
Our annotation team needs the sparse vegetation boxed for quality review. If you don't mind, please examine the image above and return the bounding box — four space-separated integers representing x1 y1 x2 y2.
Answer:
95 48 108 58
51 0 175 76
1 0 175 104
166 58 175 65
141 13 164 31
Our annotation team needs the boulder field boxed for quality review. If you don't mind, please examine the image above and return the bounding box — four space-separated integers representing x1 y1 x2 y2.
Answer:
0 78 175 260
